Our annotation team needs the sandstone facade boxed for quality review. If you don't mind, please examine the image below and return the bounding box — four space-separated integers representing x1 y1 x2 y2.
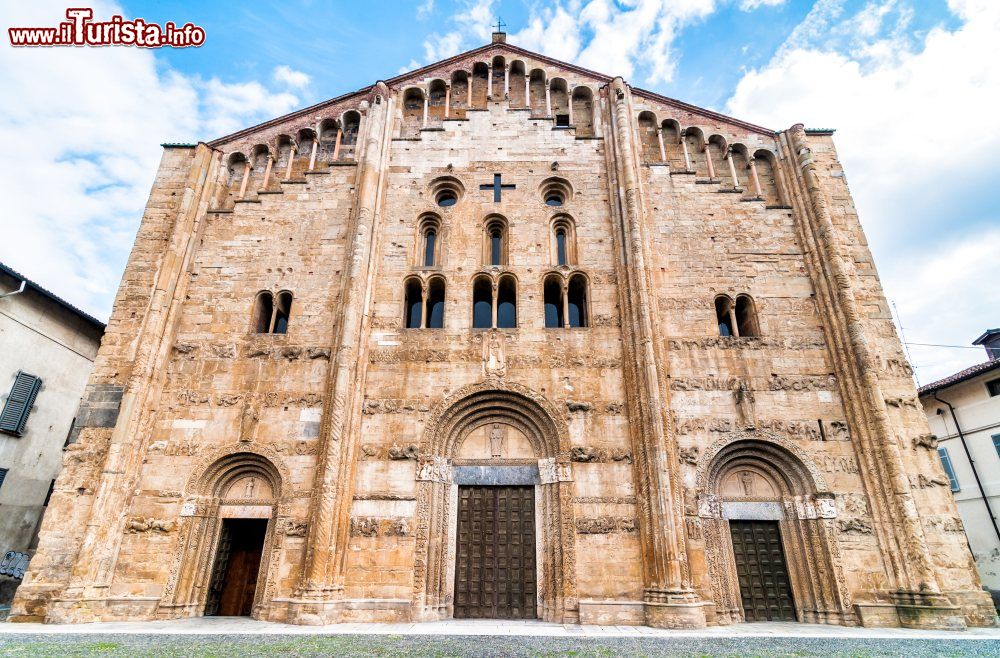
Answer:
11 35 996 630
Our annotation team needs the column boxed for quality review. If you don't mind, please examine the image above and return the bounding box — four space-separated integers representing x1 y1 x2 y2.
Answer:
656 128 667 162
290 83 393 624
728 306 739 337
332 129 343 161
680 132 692 171
607 78 705 628
238 160 252 198
491 280 498 328
422 95 429 128
747 158 763 198
487 65 493 100
444 84 451 119
545 83 552 117
561 282 570 328
524 75 530 109
567 87 574 126
307 134 319 171
284 143 297 180
419 281 428 329
726 148 739 189
503 65 509 99
259 154 274 191
466 71 473 108
704 144 716 180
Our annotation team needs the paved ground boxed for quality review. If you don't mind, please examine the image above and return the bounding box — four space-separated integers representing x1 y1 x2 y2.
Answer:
1 619 998 656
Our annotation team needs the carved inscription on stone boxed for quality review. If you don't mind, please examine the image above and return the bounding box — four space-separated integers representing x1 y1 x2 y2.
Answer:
575 517 637 534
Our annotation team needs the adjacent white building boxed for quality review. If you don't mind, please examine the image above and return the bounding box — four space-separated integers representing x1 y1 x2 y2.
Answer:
919 328 1000 604
0 263 104 611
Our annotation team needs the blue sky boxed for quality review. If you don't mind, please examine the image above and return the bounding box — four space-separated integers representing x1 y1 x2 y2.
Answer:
0 0 997 384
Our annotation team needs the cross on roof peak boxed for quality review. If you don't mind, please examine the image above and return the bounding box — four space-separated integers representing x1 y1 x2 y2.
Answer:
493 17 506 33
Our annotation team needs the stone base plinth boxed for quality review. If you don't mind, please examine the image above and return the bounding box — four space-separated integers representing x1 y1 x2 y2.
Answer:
578 599 646 625
854 602 900 627
892 590 966 631
282 598 346 625
643 601 709 629
944 589 999 627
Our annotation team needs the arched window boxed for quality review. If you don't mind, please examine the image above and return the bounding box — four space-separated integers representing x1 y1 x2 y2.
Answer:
638 112 659 162
404 278 423 329
662 120 685 170
471 62 489 108
428 80 447 125
251 291 273 333
317 119 340 164
528 69 546 116
472 276 493 329
273 291 293 334
685 128 708 177
715 295 735 337
417 215 441 267
293 128 315 176
735 294 760 337
450 71 469 118
491 56 506 99
426 277 446 329
549 216 576 266
497 275 517 328
550 78 569 127
340 111 360 159
752 150 782 205
275 135 295 180
708 135 728 184
483 217 508 266
543 276 564 328
567 275 588 328
402 88 425 137
249 145 269 192
509 60 526 107
572 87 595 137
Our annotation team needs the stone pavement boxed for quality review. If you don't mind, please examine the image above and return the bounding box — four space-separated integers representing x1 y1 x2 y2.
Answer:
2 617 1000 639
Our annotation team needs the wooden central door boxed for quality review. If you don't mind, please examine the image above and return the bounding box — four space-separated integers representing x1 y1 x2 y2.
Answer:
205 518 268 617
730 520 796 621
454 485 537 619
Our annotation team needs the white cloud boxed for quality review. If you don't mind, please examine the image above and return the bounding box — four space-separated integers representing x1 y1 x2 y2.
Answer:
726 0 1000 382
417 0 435 19
740 0 786 10
272 65 311 89
0 1 303 320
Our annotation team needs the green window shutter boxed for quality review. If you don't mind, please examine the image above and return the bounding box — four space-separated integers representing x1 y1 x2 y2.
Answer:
0 372 42 437
0 468 7 489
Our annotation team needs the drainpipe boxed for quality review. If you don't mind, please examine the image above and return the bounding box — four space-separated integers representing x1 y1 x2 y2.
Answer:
0 279 26 299
934 392 1000 544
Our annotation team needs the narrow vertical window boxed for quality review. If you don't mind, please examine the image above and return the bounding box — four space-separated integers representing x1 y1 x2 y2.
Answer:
252 292 273 334
490 229 502 266
273 292 293 334
423 229 437 267
497 276 517 328
472 277 492 329
404 279 423 329
556 229 567 266
715 296 734 337
544 276 564 328
735 295 759 337
567 275 588 328
426 277 446 329
938 447 960 492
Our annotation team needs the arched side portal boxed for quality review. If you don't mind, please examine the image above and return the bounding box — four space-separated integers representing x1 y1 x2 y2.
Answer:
412 381 578 623
694 433 854 626
158 445 293 621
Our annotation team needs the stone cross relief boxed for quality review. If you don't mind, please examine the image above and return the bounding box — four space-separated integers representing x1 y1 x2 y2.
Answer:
479 173 515 202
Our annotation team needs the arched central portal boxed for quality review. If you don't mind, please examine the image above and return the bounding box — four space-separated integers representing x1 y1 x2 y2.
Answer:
412 381 578 623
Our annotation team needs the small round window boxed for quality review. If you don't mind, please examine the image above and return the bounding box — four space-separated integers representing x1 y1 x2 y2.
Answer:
545 193 564 207
437 190 458 207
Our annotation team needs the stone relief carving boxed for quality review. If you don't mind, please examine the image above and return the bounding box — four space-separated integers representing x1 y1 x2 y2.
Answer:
566 400 593 413
480 329 507 378
604 402 624 415
666 335 825 351
359 444 380 459
915 473 950 489
570 446 600 463
148 438 199 456
239 397 259 443
927 516 964 533
575 516 637 534
125 517 177 534
686 518 703 540
172 390 322 409
173 342 197 355
815 455 859 474
838 518 874 535
362 399 430 415
912 434 939 450
679 447 699 466
387 444 419 460
566 446 632 463
732 379 757 430
415 456 451 483
272 441 318 456
276 519 308 537
538 457 558 484
350 517 411 537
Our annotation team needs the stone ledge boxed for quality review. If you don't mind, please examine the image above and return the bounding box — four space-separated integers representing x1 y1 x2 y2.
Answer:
304 170 331 176
695 179 720 185
234 198 262 204
766 204 793 210
280 179 307 185
670 170 697 176
207 209 234 214
327 160 358 166
257 190 283 195
718 188 743 194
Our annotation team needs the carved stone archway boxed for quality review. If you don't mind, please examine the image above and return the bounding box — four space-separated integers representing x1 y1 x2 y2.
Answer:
158 444 293 620
412 380 578 623
695 431 854 626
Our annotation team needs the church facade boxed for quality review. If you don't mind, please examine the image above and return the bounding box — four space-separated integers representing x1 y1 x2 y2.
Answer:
11 35 996 630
